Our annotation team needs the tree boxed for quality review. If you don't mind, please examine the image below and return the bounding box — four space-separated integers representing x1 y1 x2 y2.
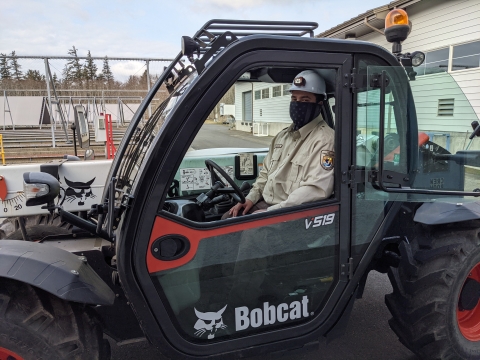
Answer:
0 54 12 80
9 51 22 80
65 46 83 85
24 69 43 82
84 50 98 82
52 72 60 87
100 56 114 85
62 63 71 84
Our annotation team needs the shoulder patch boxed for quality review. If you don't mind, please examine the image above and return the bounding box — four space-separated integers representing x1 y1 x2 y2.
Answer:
321 150 334 170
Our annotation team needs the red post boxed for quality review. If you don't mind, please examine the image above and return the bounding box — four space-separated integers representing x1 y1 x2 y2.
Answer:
105 114 116 159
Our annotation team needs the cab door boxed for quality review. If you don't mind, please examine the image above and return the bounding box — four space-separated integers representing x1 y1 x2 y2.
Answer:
125 45 354 358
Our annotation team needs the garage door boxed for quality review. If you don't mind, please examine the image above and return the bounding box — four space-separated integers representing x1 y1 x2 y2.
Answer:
242 91 252 122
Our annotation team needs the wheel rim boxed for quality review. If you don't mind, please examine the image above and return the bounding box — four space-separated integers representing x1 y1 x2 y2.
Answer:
458 262 480 341
0 347 24 360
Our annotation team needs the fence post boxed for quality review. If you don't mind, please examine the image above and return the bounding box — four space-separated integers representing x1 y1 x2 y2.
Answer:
146 60 151 118
44 58 56 148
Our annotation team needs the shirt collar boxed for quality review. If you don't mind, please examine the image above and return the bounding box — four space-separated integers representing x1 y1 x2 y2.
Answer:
288 114 325 139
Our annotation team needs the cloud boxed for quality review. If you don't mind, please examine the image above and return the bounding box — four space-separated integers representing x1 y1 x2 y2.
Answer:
192 0 294 9
0 0 388 67
110 61 146 80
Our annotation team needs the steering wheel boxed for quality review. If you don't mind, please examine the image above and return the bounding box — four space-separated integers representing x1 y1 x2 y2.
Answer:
205 159 245 204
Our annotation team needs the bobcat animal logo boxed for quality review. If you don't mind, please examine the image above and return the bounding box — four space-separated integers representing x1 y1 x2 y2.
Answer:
193 305 227 339
59 177 96 206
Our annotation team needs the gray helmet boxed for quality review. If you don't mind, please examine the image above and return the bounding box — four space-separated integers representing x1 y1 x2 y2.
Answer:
289 70 326 98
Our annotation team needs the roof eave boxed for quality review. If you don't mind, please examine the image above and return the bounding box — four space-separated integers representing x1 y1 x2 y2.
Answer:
316 0 421 38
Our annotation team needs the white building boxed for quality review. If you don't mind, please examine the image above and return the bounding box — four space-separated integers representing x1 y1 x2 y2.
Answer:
234 81 292 136
234 0 480 152
320 0 480 152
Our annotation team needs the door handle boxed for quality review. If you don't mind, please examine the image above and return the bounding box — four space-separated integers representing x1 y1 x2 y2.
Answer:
151 235 190 261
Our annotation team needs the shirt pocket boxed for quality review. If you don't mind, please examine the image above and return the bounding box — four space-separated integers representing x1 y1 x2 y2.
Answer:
270 148 282 168
287 154 308 192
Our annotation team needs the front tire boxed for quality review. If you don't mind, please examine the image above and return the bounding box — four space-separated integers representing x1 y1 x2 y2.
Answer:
386 223 480 359
0 278 110 360
3 214 73 241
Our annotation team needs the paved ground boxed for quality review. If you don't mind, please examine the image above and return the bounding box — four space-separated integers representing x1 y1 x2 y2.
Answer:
191 123 273 150
110 123 418 359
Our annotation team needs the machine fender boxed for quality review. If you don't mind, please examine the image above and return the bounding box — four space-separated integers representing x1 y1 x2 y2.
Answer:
0 240 115 305
414 201 480 225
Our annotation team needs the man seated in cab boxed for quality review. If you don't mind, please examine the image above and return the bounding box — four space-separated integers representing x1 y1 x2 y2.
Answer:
225 70 335 218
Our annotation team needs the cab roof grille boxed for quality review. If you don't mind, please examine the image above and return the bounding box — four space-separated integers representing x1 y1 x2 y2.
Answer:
164 20 318 92
195 20 318 40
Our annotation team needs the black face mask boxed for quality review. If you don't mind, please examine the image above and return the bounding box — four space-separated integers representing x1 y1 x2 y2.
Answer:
289 101 321 130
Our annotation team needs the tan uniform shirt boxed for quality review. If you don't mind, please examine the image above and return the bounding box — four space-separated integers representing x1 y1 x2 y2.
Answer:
245 116 335 211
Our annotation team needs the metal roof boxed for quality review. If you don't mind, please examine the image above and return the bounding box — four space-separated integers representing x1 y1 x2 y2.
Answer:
316 0 422 39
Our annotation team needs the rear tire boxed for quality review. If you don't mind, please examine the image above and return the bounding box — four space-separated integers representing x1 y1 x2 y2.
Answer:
0 278 110 360
386 223 480 359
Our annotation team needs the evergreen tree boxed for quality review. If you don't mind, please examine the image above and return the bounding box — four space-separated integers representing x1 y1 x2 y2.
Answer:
101 56 114 85
66 46 83 85
84 50 98 81
10 51 22 80
0 54 12 80
140 69 148 87
52 72 59 87
62 63 71 84
24 69 43 82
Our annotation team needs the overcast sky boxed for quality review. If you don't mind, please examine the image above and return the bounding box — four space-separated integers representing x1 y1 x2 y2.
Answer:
0 0 388 79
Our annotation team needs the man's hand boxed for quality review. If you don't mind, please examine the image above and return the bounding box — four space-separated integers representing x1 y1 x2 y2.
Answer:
229 199 254 217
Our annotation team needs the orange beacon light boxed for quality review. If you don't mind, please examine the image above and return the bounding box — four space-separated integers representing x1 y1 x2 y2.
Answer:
384 9 411 53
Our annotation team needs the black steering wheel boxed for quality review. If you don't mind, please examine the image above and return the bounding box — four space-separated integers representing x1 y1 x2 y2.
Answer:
205 159 245 204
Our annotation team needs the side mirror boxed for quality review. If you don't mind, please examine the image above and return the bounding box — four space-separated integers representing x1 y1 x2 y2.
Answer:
23 172 60 207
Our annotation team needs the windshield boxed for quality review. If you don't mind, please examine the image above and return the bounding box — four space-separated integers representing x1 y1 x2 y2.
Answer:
114 71 198 202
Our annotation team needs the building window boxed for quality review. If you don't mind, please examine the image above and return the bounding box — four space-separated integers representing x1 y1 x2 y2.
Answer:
261 88 270 99
417 47 449 76
452 40 480 71
272 86 281 97
254 90 261 100
283 84 290 96
438 98 454 116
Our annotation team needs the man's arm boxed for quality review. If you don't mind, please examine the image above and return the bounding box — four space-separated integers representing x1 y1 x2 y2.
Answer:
267 141 334 211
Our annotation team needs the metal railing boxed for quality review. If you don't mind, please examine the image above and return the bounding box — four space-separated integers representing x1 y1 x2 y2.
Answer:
0 55 174 147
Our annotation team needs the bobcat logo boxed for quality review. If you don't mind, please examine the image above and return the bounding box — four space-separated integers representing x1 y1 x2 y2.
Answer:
59 177 96 206
193 305 227 339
